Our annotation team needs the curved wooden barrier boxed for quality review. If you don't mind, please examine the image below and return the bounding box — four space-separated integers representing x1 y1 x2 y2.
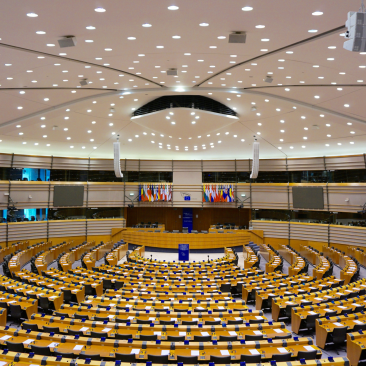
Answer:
121 230 250 250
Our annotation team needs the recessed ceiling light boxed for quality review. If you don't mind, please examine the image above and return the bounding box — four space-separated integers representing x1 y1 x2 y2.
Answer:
337 143 342 145
44 98 49 101
344 104 350 107
327 134 331 137
27 12 38 17
156 45 164 48
325 144 329 147
127 37 136 40
41 125 46 128
217 36 226 39
308 29 318 33
109 123 113 126
105 48 112 51
350 141 355 144
312 11 323 16
36 31 46 35
328 46 336 49
242 6 253 11
347 122 353 125
168 5 179 10
37 56 45 59
286 51 294 54
17 106 23 110
199 23 209 26
301 116 306 119
327 58 334 61
85 40 94 43
350 131 355 134
46 44 55 47
19 91 25 94
261 38 270 42
94 7 106 12
142 23 152 27
172 35 181 39
86 26 96 30
256 25 265 28
184 53 191 55
314 95 320 99
326 124 331 127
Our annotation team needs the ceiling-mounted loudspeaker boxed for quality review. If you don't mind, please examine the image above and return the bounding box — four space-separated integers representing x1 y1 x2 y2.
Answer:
229 32 246 43
58 36 77 48
344 11 366 52
113 141 123 178
250 141 260 179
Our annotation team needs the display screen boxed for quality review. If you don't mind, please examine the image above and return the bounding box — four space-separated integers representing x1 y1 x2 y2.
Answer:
292 187 324 209
53 185 84 207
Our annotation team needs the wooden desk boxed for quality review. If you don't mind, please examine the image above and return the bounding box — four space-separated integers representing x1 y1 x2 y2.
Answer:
272 279 366 321
260 244 282 273
316 311 366 349
29 313 290 339
0 350 348 366
255 277 342 311
16 270 85 304
243 245 259 269
0 327 322 361
347 330 366 366
0 275 63 310
241 273 299 302
295 295 366 335
106 243 128 266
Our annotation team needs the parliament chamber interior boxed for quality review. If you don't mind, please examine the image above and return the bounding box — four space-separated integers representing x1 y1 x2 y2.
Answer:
0 1 366 366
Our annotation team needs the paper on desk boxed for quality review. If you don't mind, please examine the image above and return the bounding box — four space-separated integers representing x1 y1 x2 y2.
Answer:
154 332 162 335
149 317 156 321
0 362 7 366
277 347 288 353
253 331 262 335
179 332 186 336
0 335 11 341
191 350 200 356
308 311 317 315
108 315 115 319
127 316 135 319
161 350 170 355
229 331 237 336
249 349 260 355
102 328 112 332
354 320 364 325
338 306 347 309
80 327 89 331
23 339 33 345
48 342 59 348
274 329 283 333
130 349 140 354
304 345 315 351
235 317 242 321
220 350 230 355
201 332 209 336
255 316 263 320
333 322 343 326
84 300 92 303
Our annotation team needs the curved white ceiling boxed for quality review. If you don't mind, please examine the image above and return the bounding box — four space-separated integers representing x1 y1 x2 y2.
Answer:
0 0 365 160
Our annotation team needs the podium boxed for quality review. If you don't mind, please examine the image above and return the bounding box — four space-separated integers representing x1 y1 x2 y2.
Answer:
178 244 189 261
